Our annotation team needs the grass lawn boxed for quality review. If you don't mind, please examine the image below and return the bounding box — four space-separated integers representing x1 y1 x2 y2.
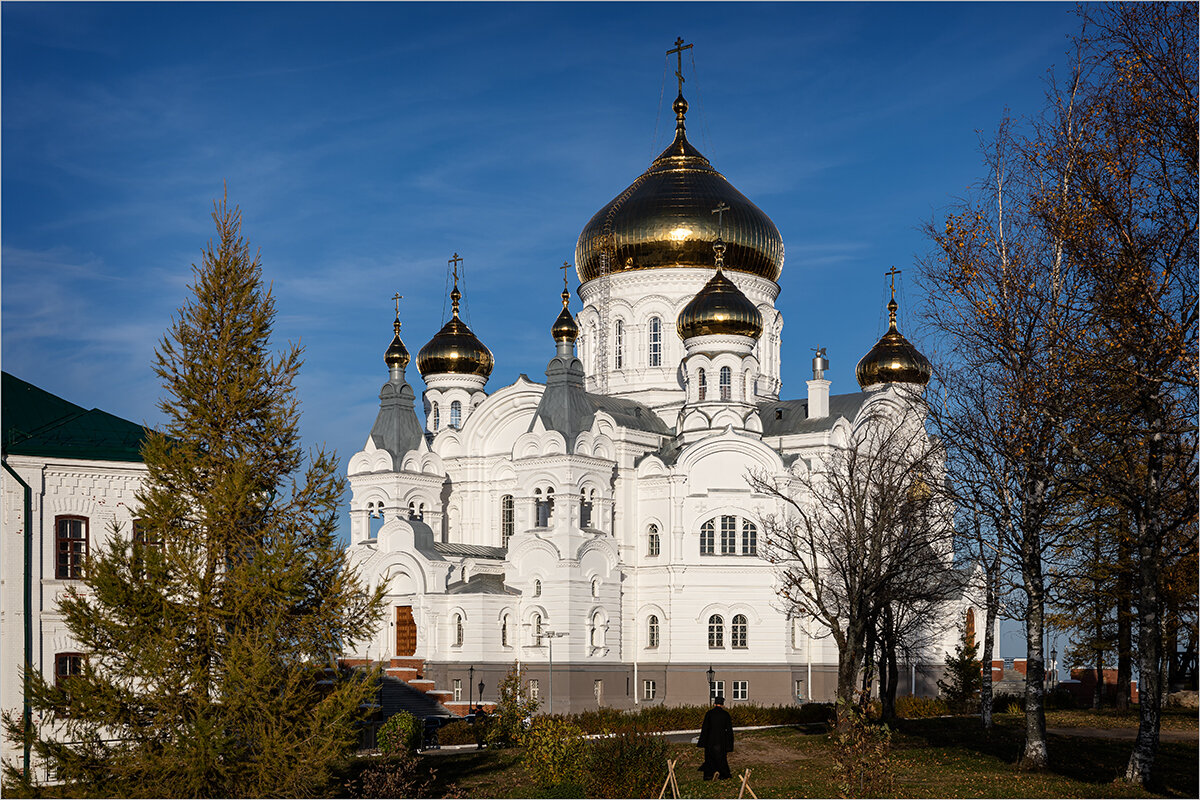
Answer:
410 710 1197 798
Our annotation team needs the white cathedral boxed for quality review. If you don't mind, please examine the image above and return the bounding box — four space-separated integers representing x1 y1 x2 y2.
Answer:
342 76 970 714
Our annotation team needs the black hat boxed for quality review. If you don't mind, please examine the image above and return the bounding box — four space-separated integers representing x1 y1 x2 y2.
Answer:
714 695 725 706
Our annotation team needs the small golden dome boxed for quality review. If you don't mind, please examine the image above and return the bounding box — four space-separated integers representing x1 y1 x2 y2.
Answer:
552 284 579 343
384 317 410 369
677 244 764 340
855 298 932 389
417 282 494 378
575 91 783 284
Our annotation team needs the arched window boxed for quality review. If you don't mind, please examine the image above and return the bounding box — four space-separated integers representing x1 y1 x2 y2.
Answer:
708 614 725 649
648 615 660 649
580 488 595 529
532 612 543 646
591 577 600 597
700 519 715 555
501 614 510 648
731 614 748 649
720 515 737 554
533 579 542 597
742 520 758 556
535 488 553 528
431 402 440 431
453 613 464 647
647 524 661 557
719 366 732 401
614 319 624 369
409 501 417 519
648 316 662 367
744 370 752 400
590 612 602 647
450 400 462 429
501 494 515 547
417 503 425 521
697 368 707 401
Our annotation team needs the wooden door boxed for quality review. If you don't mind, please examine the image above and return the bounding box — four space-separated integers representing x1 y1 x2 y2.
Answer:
395 606 417 656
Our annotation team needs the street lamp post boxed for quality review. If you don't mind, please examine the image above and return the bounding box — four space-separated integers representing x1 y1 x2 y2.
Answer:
543 630 569 715
1049 648 1057 690
469 665 475 712
479 680 485 706
706 664 715 702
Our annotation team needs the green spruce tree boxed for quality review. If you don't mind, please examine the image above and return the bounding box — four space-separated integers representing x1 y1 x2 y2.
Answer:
3 197 383 797
937 632 983 714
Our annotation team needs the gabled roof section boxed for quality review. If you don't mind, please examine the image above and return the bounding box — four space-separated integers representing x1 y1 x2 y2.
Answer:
447 573 520 595
432 542 507 560
2 372 148 463
757 391 868 437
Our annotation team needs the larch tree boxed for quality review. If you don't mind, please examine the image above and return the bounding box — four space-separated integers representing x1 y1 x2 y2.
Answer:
2 197 384 797
753 400 953 730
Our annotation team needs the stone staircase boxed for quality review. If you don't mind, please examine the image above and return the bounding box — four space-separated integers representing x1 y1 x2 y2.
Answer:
377 657 493 719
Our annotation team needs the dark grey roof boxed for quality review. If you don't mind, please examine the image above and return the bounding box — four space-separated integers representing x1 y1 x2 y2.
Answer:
369 374 425 463
433 542 507 560
530 347 669 451
447 573 520 595
758 392 867 436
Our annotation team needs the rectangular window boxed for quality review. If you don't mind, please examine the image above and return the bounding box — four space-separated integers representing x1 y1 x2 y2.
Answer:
732 680 748 700
453 678 462 702
614 320 624 369
710 679 724 701
795 679 805 701
131 519 161 577
528 679 539 701
720 515 737 555
594 679 603 704
643 679 657 700
55 516 88 580
55 653 83 687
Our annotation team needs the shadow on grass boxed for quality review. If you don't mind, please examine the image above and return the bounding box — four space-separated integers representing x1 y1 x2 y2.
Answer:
897 716 1198 799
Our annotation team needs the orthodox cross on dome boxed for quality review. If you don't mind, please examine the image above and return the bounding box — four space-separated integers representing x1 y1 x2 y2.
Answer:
391 292 404 331
449 252 463 285
448 253 463 316
560 261 572 306
886 266 901 300
667 37 693 95
712 201 729 240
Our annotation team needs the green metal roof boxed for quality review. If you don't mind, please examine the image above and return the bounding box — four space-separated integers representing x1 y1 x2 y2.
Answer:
2 372 148 463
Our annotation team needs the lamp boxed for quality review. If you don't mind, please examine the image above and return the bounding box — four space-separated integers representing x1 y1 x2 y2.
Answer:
706 664 715 701
479 680 485 704
469 665 475 711
1049 648 1057 689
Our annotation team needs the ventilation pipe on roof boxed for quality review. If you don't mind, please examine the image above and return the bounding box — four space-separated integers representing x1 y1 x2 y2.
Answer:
807 348 830 420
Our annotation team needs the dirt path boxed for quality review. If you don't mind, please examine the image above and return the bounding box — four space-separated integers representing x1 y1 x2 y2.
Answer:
1047 726 1198 742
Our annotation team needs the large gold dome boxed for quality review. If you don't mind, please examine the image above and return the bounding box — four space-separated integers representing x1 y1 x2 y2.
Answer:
855 298 931 389
416 284 494 379
575 94 784 284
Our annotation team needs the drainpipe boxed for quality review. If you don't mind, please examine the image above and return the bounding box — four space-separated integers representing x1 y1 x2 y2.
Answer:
2 457 33 776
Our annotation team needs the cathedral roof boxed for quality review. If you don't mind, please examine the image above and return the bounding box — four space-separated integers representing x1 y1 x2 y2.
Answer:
676 255 764 340
446 573 519 595
757 392 868 437
416 275 494 379
855 294 931 390
574 91 783 284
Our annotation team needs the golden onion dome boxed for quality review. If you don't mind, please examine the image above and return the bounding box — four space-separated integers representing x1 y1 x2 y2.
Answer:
416 282 494 378
384 316 410 370
677 242 764 340
551 283 579 343
575 92 783 284
855 297 932 389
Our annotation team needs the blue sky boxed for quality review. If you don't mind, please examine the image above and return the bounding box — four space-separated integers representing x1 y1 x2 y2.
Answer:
3 2 1085 655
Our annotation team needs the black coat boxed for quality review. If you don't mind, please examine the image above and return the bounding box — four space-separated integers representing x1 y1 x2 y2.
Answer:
697 705 734 754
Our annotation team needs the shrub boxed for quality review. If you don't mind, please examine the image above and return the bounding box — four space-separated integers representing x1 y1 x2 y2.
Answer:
895 695 948 718
832 697 894 798
583 729 669 798
522 717 587 789
1045 687 1077 710
377 711 421 755
356 749 462 799
937 636 983 713
487 663 539 748
436 719 475 746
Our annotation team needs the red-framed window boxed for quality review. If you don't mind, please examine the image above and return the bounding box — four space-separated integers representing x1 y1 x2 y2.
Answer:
55 652 83 687
55 516 88 580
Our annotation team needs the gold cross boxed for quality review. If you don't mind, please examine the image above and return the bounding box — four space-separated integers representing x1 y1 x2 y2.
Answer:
667 37 692 95
392 292 403 318
449 252 463 284
886 266 901 299
712 202 730 239
560 261 572 290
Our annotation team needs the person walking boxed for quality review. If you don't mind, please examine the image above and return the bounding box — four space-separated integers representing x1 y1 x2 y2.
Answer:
697 695 734 780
